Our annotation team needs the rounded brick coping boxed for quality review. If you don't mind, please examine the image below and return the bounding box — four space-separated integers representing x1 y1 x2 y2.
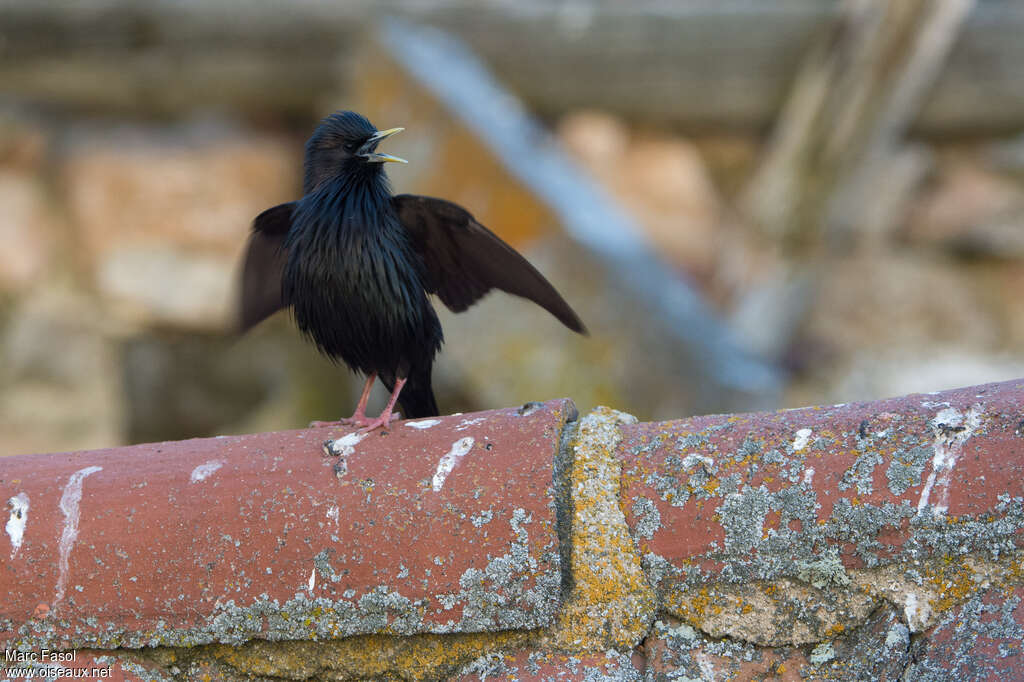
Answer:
618 378 1024 642
620 379 1024 570
1 400 576 650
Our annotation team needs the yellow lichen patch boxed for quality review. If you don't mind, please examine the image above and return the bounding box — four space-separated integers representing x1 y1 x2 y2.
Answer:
542 407 656 652
196 630 531 680
671 586 713 621
1007 555 1024 583
824 623 845 637
923 559 981 615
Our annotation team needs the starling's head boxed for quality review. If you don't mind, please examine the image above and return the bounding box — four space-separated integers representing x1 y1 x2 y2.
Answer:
303 111 407 193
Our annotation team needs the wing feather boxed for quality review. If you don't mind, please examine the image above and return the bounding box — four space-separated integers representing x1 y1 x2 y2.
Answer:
393 194 586 334
238 202 294 333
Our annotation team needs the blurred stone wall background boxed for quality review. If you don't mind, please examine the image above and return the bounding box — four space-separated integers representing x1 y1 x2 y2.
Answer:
2 0 1024 455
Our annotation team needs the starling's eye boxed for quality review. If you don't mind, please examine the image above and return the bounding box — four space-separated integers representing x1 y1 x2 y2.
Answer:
343 141 358 153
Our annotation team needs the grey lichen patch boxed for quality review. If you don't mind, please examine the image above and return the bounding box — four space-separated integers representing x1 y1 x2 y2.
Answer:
719 485 771 555
675 432 710 452
885 445 932 495
639 551 679 595
584 650 643 681
455 651 513 679
449 508 562 633
470 509 495 528
838 449 883 496
826 498 917 567
456 648 641 681
637 415 1024 632
904 587 1024 680
644 453 719 509
640 431 720 509
885 622 910 649
796 550 851 590
88 654 173 682
690 480 823 585
630 497 661 540
903 494 1024 564
811 435 833 452
544 407 657 653
809 640 835 664
621 454 1018 650
314 549 342 583
734 436 763 463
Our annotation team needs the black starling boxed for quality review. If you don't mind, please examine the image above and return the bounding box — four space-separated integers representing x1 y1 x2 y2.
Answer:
239 111 586 430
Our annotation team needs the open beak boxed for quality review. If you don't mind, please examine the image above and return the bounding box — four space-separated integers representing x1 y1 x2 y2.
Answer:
360 127 407 164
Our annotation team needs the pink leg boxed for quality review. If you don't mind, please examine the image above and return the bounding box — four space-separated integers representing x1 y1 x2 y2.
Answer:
349 373 376 424
309 373 381 428
356 377 407 433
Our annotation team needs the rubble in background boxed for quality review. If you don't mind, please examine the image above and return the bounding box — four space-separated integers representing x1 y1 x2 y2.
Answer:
1 101 1023 454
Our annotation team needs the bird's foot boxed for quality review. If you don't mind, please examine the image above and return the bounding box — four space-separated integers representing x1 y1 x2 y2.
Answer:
356 411 402 434
309 412 401 430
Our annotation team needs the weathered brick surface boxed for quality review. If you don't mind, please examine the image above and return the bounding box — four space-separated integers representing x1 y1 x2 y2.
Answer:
618 379 1024 642
2 381 1023 680
643 608 910 681
905 584 1024 680
1 401 573 650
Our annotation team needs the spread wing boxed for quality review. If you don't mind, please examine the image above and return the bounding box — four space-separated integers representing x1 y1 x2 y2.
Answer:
238 202 294 333
393 194 586 334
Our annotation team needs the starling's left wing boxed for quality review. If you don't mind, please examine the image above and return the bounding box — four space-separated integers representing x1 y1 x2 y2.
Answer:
238 202 295 333
393 194 586 334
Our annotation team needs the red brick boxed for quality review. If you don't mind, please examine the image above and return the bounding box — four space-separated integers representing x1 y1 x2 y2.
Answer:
618 379 1024 588
1 401 574 650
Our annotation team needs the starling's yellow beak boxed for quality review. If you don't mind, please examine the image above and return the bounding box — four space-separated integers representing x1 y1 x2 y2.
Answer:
372 127 404 141
360 127 408 164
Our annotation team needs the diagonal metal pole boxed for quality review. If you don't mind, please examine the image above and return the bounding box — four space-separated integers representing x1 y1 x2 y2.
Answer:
378 17 782 402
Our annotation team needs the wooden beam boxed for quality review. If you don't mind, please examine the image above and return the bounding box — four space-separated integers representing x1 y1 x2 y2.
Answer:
741 0 975 246
1 1 1022 135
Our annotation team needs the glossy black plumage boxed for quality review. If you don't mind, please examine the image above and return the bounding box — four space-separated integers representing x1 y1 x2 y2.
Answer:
239 111 586 424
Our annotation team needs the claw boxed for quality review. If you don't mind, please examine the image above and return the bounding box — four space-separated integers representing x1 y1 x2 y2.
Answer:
356 411 402 434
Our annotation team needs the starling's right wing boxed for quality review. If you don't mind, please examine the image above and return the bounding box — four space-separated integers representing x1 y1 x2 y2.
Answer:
238 202 294 333
393 194 586 334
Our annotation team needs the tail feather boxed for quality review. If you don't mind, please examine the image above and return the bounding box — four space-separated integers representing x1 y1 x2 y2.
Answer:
388 370 439 419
